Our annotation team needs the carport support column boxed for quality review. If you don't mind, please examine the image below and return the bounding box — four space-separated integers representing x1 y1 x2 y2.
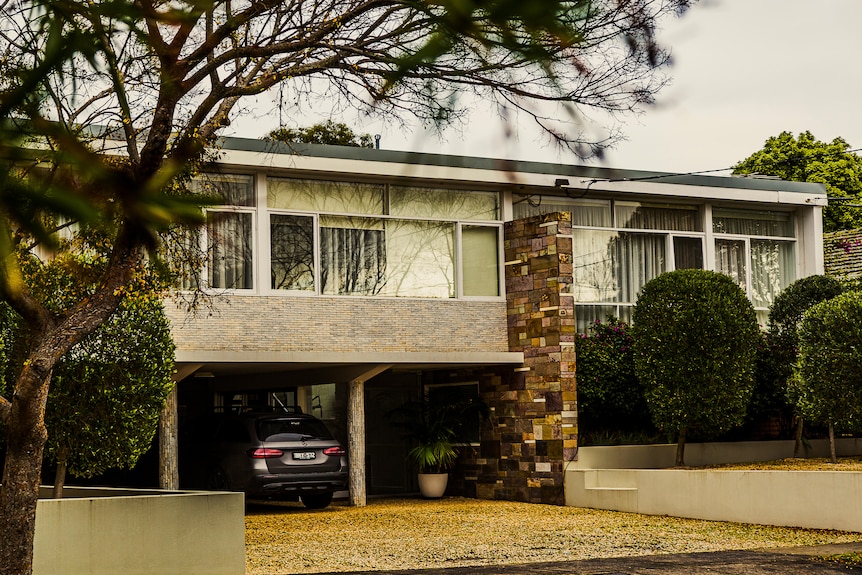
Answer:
160 363 202 490
346 364 391 507
348 379 366 507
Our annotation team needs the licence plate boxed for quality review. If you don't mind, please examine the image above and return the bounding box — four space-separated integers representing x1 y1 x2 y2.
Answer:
293 451 316 460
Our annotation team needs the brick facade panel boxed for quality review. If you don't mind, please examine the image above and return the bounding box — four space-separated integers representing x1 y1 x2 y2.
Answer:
166 296 509 354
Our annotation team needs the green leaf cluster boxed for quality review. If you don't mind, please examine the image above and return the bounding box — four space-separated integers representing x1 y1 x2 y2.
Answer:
791 291 862 432
390 394 487 473
765 275 845 413
734 131 862 232
575 317 652 439
265 121 374 148
632 270 760 443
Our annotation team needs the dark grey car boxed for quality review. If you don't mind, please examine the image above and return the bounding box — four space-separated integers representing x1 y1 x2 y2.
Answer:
182 410 348 508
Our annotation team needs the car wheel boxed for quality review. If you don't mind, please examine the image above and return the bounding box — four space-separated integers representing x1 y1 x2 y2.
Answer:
300 492 333 509
207 468 231 491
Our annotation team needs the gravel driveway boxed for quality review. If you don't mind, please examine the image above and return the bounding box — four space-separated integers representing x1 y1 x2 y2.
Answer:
245 497 862 574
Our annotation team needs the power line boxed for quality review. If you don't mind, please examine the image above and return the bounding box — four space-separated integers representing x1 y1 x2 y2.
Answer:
583 146 862 186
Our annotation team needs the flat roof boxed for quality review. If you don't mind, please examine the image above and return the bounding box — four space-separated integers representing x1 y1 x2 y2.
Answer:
219 136 827 196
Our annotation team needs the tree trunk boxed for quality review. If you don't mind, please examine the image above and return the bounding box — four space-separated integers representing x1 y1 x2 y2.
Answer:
675 426 687 467
793 415 804 458
52 447 69 500
829 421 837 464
0 368 51 575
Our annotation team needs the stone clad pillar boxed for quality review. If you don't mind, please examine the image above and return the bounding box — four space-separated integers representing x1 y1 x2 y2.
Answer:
482 211 577 504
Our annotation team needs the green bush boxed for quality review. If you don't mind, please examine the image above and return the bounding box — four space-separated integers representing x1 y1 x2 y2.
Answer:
764 275 845 442
576 317 653 443
768 274 844 353
632 270 760 465
791 291 862 434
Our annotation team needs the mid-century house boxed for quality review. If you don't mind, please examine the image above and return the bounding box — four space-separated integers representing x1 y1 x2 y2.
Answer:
165 138 827 505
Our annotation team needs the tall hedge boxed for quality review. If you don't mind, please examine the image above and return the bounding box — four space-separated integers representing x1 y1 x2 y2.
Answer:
632 269 760 465
791 291 862 461
576 318 652 442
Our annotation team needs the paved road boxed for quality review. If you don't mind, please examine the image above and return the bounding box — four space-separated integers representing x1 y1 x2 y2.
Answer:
314 543 862 574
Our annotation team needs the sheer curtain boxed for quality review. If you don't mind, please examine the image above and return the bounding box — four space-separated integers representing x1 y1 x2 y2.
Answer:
616 203 701 231
614 233 667 303
208 212 253 289
715 239 747 292
320 217 386 295
750 240 796 309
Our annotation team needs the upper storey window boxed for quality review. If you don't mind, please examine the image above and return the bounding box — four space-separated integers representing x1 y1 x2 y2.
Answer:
268 178 501 299
713 208 796 324
191 173 255 290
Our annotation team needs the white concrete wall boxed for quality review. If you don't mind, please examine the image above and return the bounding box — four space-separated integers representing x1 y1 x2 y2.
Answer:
572 438 862 469
566 468 862 532
566 440 862 532
34 487 245 575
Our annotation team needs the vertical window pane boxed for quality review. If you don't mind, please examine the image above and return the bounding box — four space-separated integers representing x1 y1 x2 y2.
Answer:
270 214 314 291
715 238 747 292
391 186 499 220
208 212 253 289
572 229 618 302
614 232 667 303
268 178 384 214
381 220 455 298
673 237 704 270
462 225 500 297
163 226 202 291
750 239 796 309
616 202 701 231
320 217 385 295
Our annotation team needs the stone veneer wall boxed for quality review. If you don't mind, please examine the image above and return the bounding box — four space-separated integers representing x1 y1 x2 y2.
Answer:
459 212 578 505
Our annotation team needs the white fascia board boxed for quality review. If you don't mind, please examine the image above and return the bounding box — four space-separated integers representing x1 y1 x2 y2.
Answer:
216 148 827 207
570 180 827 207
217 148 541 186
175 349 525 365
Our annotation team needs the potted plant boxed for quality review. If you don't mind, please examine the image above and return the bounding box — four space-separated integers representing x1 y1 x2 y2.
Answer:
391 392 487 498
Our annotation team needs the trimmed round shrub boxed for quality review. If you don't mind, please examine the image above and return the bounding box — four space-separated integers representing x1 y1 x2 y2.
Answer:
759 275 845 434
632 270 759 452
768 274 844 350
791 291 862 432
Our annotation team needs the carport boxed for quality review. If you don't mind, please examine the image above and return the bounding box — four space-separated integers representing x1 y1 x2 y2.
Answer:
159 350 524 505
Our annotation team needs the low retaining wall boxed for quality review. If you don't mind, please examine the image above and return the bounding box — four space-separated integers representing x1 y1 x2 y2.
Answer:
565 439 862 532
571 438 862 469
34 487 245 575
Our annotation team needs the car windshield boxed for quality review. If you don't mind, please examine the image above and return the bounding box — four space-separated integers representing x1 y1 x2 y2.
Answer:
256 418 334 442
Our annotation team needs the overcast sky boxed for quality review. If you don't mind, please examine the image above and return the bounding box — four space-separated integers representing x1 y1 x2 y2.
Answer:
229 0 862 175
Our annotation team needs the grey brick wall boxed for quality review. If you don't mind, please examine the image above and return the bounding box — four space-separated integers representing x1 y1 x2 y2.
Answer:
165 295 509 354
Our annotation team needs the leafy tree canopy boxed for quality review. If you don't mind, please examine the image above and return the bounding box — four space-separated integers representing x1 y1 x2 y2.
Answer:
266 121 374 148
733 131 862 232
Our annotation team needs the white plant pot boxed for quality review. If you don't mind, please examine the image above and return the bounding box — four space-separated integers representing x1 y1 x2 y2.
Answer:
417 473 449 499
